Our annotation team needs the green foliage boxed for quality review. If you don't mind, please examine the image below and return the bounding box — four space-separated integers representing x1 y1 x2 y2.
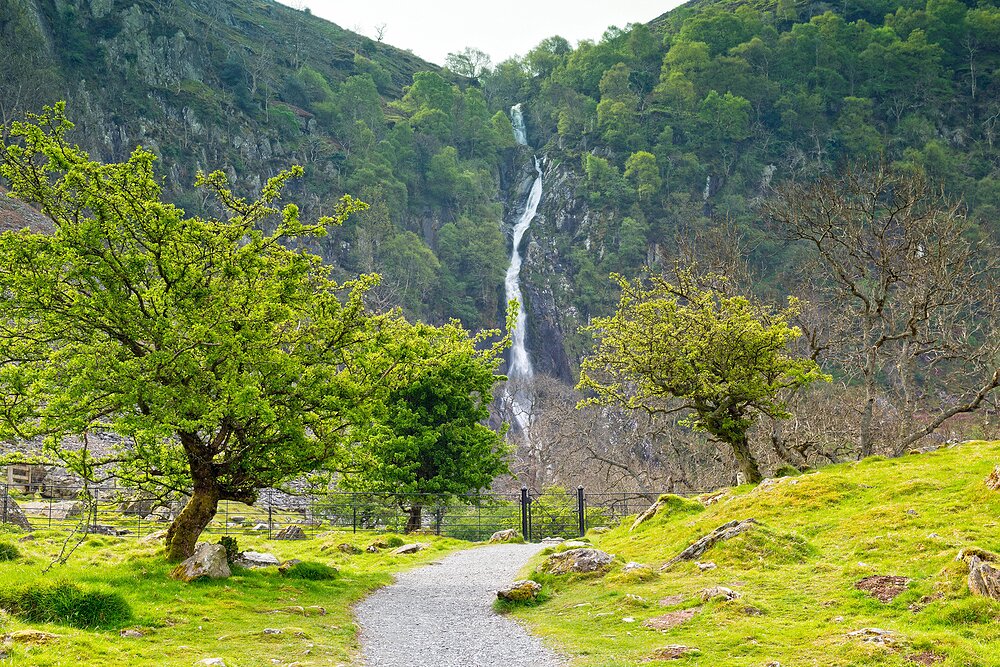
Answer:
279 561 338 580
0 541 21 562
217 536 239 565
579 270 830 482
0 105 479 561
0 581 132 629
342 318 511 512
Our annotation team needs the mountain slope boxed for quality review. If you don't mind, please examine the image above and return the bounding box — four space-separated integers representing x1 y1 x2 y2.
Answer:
510 441 1000 666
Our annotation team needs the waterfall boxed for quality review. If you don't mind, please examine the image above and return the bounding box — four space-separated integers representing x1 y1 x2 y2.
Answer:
505 104 542 434
511 103 528 146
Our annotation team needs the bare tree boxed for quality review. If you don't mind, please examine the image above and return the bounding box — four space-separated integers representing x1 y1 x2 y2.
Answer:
763 163 1000 457
374 23 387 42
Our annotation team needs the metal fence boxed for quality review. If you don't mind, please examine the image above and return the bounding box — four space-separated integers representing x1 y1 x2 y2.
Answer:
2 483 674 542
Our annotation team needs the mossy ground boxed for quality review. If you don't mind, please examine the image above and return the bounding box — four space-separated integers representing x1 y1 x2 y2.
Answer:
0 529 463 666
508 441 1000 666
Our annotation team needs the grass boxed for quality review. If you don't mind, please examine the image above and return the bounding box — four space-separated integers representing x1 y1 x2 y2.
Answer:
0 528 464 666
505 440 1000 666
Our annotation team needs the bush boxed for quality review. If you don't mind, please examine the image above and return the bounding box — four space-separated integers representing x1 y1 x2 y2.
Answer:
279 561 338 581
217 536 239 564
774 465 802 478
0 581 132 628
0 542 21 562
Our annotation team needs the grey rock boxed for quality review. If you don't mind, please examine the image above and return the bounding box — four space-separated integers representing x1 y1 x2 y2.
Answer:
235 551 280 568
540 548 614 575
497 580 542 602
194 659 227 667
336 543 362 554
700 586 742 602
0 487 32 531
987 465 1000 491
170 543 231 582
967 555 1000 600
489 529 521 543
661 519 758 570
392 542 430 555
273 525 306 540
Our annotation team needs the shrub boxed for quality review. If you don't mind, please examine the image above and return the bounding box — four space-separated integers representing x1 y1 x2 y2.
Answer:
774 465 802 478
217 536 239 564
279 561 338 580
0 542 21 562
0 581 132 628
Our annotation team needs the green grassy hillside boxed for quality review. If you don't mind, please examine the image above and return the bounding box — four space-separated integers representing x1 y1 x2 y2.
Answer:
510 441 1000 666
0 530 463 666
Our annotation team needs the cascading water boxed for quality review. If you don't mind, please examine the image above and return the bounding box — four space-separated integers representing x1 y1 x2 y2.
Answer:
505 104 542 434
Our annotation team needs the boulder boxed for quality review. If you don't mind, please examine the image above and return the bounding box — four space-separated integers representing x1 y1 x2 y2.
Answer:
967 556 1000 600
497 580 542 602
119 629 144 638
366 545 380 553
235 551 280 568
847 628 895 645
274 525 306 540
540 548 614 575
696 561 717 571
19 500 82 521
661 519 758 570
88 524 131 536
0 487 31 531
489 529 521 543
700 586 742 602
251 523 269 531
194 659 227 667
170 543 231 582
5 629 60 644
140 529 169 544
118 494 157 517
392 542 430 555
986 465 1000 491
336 543 362 554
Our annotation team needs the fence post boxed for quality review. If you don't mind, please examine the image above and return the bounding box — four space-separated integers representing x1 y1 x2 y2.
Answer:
520 486 529 542
2 483 7 525
268 498 273 540
352 494 357 534
577 486 586 537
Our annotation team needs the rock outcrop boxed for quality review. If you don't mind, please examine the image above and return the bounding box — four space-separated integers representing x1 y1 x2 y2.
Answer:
235 551 280 568
392 543 429 555
170 543 231 582
661 519 758 569
497 580 542 602
540 548 614 575
0 487 32 531
273 525 306 540
489 529 522 543
986 465 1000 491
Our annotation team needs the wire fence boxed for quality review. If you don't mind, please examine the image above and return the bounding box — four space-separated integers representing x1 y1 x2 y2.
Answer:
1 483 679 543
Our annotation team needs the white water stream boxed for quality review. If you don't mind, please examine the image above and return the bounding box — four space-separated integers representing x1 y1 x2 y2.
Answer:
505 104 542 434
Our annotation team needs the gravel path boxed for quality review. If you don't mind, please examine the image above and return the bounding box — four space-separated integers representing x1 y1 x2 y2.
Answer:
356 543 564 667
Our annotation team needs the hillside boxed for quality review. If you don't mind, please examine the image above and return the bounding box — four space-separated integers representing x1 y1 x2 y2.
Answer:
508 441 1000 666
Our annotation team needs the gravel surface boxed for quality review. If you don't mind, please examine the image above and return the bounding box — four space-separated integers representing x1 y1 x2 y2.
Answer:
356 543 564 667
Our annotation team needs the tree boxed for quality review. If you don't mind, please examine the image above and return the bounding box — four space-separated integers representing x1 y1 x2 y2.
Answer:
763 164 1000 457
624 151 662 202
578 270 829 483
341 319 511 532
0 105 419 560
445 47 492 79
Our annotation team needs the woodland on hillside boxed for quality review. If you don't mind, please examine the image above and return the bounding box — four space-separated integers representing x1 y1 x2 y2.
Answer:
1 0 999 495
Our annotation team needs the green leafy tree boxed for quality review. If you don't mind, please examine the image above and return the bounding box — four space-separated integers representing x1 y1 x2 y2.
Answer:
578 270 829 483
342 319 511 532
0 106 419 561
624 151 662 202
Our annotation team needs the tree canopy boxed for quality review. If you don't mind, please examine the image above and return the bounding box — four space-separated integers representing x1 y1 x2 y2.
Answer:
0 105 500 559
577 270 829 482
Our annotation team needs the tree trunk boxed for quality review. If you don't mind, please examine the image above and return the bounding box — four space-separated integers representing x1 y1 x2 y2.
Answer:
729 433 764 484
405 503 422 533
860 346 879 459
166 485 220 561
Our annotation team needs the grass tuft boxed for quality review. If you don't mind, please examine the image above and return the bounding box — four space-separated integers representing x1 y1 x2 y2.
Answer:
279 561 338 580
0 580 132 629
0 541 22 561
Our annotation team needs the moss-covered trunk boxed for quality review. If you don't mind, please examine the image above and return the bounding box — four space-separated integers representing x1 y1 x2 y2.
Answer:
405 503 422 533
166 484 220 561
729 433 764 484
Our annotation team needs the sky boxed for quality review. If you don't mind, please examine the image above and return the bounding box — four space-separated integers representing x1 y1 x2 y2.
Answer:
282 1 687 66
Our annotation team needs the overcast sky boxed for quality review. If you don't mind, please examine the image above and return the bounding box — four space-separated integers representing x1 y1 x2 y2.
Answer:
282 1 686 66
